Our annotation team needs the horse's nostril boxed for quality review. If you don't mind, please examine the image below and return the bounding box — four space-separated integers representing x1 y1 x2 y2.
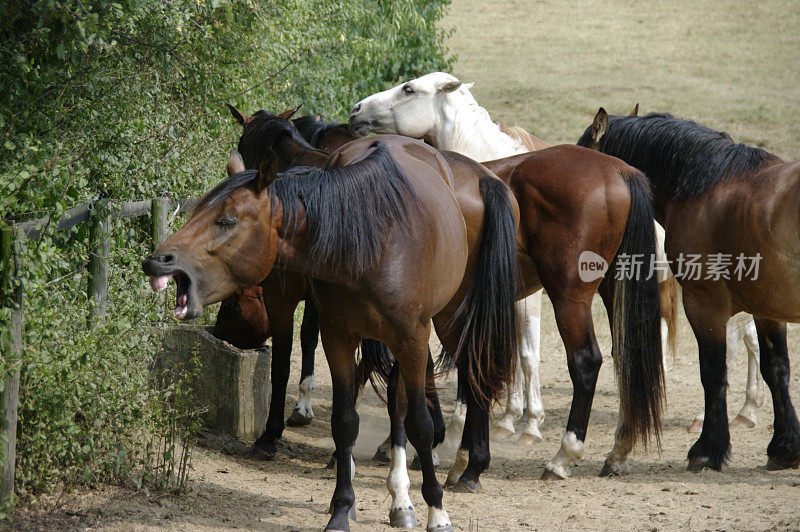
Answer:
162 254 175 264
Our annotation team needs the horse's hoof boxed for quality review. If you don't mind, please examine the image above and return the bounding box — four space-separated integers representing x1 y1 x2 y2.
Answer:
325 454 336 469
766 455 800 470
599 458 631 477
286 409 314 427
687 419 703 433
427 524 455 532
447 478 481 493
389 507 416 528
731 414 756 429
517 431 543 445
372 448 391 464
490 425 515 440
252 440 277 460
541 467 567 481
687 456 721 473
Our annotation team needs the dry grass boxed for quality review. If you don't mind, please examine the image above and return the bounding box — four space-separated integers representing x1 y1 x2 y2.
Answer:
442 0 800 159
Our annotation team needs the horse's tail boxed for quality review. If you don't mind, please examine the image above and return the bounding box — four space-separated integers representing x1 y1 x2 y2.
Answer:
360 338 395 403
609 170 665 449
451 175 519 406
661 275 681 365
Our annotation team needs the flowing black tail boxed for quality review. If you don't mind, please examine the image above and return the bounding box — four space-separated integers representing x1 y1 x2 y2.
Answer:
451 175 519 406
608 170 665 448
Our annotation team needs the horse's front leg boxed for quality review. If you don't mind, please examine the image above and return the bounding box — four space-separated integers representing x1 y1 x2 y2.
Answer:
518 292 544 443
542 297 602 480
288 298 319 427
253 303 297 459
320 330 360 532
683 291 730 472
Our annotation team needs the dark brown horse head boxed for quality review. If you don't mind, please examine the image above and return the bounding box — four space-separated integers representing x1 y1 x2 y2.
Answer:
583 107 609 150
142 150 281 320
232 109 327 169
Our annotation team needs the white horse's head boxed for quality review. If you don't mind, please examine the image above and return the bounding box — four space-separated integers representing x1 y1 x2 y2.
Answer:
349 72 474 140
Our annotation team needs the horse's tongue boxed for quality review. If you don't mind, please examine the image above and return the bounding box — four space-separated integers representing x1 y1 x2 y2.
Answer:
149 275 171 292
178 293 188 307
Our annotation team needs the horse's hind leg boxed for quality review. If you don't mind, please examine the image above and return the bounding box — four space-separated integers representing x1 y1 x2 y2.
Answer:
288 299 319 426
732 317 762 429
321 332 360 532
412 350 446 470
386 362 416 528
542 297 602 480
491 301 528 439
683 292 730 472
753 318 800 470
395 333 453 532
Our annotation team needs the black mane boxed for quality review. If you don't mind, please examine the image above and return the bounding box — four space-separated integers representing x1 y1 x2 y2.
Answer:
238 110 322 165
196 142 418 279
292 115 347 147
578 112 781 199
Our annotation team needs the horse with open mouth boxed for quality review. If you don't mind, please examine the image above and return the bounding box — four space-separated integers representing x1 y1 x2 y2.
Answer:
350 72 665 482
143 133 520 532
578 108 800 472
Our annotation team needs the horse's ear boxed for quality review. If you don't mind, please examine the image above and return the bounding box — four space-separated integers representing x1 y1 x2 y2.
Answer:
226 103 248 126
591 107 609 146
253 150 278 192
437 78 462 93
314 114 322 121
462 82 474 90
226 149 246 176
630 103 639 116
278 104 303 119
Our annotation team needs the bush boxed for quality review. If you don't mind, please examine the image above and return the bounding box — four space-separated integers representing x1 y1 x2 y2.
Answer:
0 0 452 503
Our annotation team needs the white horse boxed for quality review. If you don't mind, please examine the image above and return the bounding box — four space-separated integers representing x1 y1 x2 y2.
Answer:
352 72 548 449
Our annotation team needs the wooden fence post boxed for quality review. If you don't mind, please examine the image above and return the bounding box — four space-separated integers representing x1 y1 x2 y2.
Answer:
1 226 23 517
87 201 110 329
151 197 170 251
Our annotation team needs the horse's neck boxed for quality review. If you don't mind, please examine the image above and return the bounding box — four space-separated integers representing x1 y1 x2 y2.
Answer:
434 100 528 161
279 138 328 169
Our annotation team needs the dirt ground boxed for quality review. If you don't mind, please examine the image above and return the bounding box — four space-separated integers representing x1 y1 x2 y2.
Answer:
13 294 800 531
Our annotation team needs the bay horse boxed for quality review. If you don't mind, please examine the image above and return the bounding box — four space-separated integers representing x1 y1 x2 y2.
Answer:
350 72 665 481
210 104 336 459
144 134 520 531
578 109 800 471
588 108 765 432
231 107 449 478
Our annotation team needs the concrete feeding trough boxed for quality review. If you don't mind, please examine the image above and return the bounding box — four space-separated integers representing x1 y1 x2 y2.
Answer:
159 325 271 442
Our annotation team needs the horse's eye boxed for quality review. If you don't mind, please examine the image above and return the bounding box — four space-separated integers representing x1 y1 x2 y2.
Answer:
402 85 414 95
216 216 237 227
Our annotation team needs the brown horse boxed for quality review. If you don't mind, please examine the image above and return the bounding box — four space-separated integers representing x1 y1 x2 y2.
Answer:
350 80 665 482
143 134 520 532
579 109 800 472
211 105 365 460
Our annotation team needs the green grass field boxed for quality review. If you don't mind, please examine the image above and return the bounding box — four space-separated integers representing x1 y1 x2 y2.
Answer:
442 0 800 159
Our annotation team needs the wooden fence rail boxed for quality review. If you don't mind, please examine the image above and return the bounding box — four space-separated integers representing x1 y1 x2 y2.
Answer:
0 195 196 517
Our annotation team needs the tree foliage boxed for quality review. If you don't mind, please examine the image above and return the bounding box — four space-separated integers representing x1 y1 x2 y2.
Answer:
0 0 452 500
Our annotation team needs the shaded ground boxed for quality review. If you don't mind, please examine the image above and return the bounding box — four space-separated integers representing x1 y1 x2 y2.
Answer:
12 294 800 531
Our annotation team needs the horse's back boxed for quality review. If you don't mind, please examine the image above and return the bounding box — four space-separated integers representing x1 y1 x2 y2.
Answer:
329 134 469 314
